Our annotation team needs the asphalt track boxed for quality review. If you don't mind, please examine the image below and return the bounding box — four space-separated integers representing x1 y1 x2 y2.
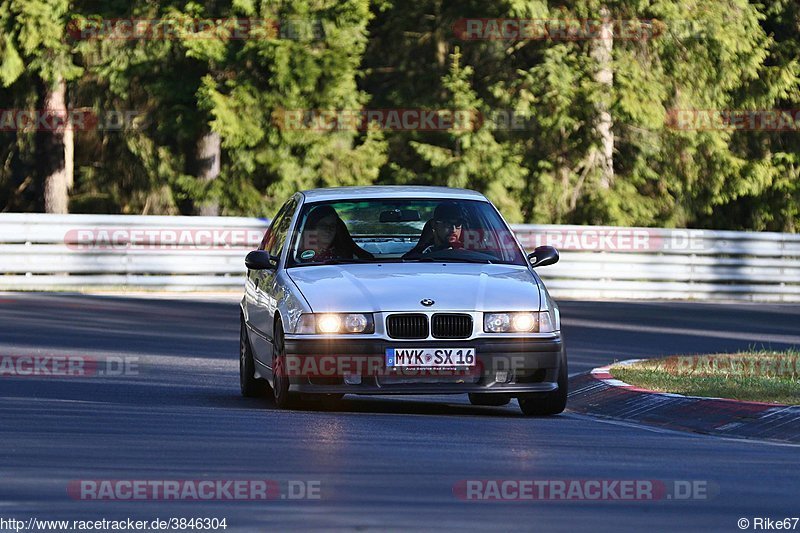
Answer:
1 293 800 532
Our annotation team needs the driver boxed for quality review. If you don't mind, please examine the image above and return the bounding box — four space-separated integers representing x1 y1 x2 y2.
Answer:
419 201 467 254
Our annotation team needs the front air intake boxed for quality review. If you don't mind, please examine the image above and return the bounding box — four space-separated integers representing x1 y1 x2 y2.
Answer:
432 313 473 339
386 314 428 339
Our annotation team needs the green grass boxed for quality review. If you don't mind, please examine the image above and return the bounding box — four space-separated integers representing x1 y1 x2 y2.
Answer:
610 350 800 405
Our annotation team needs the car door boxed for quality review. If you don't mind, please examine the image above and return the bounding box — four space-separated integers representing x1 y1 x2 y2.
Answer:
245 196 299 367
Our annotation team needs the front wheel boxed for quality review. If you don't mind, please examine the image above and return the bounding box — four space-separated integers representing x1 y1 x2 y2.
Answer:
518 355 568 416
240 316 267 398
272 320 303 410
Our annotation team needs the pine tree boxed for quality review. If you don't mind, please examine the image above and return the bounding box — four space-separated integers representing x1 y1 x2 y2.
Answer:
405 48 528 222
0 0 82 212
197 0 387 215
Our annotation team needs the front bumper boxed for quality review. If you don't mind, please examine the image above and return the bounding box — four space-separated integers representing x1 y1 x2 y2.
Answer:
282 334 565 395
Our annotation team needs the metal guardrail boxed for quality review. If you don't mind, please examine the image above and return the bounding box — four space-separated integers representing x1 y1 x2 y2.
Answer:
1 213 799 301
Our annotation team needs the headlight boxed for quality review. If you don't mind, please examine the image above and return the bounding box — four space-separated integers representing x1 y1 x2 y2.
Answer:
317 314 342 333
295 313 375 334
483 312 555 333
343 313 369 333
512 313 536 332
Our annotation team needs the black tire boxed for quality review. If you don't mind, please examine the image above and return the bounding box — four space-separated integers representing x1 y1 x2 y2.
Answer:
240 315 267 398
272 319 303 409
468 393 511 407
518 355 568 416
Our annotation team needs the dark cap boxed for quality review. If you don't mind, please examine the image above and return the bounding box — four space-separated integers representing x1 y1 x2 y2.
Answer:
433 201 466 222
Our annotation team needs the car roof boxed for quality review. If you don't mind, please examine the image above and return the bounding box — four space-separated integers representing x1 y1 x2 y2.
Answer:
299 186 488 203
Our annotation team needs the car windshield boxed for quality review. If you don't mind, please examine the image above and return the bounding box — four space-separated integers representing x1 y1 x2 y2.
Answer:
287 198 527 267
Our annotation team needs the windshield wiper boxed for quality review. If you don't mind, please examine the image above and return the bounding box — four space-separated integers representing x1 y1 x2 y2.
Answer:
291 258 371 267
404 256 494 264
319 258 371 265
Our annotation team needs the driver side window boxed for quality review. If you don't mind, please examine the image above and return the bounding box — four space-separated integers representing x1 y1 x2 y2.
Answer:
259 198 298 259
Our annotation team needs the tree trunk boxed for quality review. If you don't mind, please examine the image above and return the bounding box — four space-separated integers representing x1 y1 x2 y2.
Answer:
591 6 614 190
39 77 71 213
434 0 447 69
195 130 221 216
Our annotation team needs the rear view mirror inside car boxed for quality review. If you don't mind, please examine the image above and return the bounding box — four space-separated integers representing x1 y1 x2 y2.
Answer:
379 209 421 223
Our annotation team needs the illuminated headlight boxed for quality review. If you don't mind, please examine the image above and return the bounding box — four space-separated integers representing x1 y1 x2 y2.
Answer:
295 313 374 334
483 312 555 333
317 314 342 333
512 313 536 332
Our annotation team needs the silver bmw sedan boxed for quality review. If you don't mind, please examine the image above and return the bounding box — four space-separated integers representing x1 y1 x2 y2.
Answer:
239 186 566 416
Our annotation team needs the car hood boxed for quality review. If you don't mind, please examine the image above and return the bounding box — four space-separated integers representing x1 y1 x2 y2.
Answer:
287 263 541 313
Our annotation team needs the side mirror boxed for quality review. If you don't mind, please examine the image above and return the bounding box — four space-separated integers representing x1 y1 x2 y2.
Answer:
527 246 559 268
245 250 278 270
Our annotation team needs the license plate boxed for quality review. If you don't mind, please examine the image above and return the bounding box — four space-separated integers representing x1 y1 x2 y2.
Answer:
385 348 476 368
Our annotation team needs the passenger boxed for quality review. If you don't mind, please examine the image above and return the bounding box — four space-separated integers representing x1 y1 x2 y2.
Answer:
299 205 374 262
